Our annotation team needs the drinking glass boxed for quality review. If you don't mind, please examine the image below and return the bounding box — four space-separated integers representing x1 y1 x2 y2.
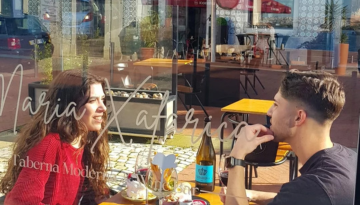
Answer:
218 154 229 187
146 167 178 205
135 151 154 184
133 151 155 204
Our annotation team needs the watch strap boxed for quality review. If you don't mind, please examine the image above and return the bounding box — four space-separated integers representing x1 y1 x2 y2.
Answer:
233 157 246 167
226 156 247 168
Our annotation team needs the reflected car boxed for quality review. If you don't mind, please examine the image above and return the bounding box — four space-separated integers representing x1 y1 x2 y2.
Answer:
0 14 54 61
62 0 103 38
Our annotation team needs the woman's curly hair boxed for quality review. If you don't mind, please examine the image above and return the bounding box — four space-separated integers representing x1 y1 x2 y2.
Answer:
0 69 110 200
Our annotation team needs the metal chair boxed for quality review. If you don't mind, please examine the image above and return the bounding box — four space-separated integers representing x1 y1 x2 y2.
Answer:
239 68 265 97
177 53 209 118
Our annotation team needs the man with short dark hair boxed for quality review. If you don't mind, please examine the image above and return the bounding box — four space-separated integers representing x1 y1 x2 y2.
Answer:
222 70 356 205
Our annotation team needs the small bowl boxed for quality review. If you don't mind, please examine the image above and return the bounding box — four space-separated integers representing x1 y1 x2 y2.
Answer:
162 199 179 205
179 200 193 205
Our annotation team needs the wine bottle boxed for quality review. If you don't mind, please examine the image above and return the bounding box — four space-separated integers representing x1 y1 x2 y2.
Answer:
195 117 216 192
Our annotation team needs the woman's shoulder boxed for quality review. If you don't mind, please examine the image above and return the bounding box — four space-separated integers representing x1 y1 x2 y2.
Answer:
29 133 62 153
41 133 62 146
40 133 82 153
26 133 63 161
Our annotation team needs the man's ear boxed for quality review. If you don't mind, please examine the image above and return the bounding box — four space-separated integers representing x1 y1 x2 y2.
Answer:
295 109 307 126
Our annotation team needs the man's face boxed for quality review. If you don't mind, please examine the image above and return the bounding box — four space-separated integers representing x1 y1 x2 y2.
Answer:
267 91 298 142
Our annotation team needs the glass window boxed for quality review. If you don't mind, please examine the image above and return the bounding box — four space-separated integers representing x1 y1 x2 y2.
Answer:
76 0 92 12
0 0 358 204
0 19 5 34
260 0 293 28
5 15 48 35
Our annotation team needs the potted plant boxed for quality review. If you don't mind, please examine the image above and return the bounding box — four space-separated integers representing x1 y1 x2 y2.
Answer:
139 11 159 60
216 17 228 44
298 1 349 71
157 26 173 58
119 21 140 57
28 42 91 113
165 6 173 27
324 1 349 74
336 32 349 75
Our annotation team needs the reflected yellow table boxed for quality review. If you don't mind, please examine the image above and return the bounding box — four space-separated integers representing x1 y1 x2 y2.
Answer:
132 58 193 88
220 98 274 115
133 58 192 67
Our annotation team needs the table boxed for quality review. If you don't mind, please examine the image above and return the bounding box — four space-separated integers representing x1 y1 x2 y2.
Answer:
132 59 263 107
245 32 285 67
133 58 192 67
132 58 193 97
100 182 231 205
215 44 251 55
245 33 271 54
179 62 262 106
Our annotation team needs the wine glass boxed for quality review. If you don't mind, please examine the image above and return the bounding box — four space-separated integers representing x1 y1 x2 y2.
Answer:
135 151 154 184
146 167 178 205
133 151 155 204
218 154 229 187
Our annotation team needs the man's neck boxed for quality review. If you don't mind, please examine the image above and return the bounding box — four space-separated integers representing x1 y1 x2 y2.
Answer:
288 125 333 166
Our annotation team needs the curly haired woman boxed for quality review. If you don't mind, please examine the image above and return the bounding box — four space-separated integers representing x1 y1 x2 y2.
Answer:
0 69 110 205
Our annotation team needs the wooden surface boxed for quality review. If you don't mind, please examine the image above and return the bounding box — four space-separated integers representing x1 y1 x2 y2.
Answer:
132 58 262 74
246 32 271 37
221 98 274 115
178 62 260 74
100 182 226 205
177 85 193 93
216 44 251 54
133 58 192 67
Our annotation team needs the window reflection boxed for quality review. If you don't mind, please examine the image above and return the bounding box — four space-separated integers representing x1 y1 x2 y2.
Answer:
0 0 359 203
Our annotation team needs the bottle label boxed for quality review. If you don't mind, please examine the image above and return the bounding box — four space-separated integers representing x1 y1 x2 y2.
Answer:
195 164 213 183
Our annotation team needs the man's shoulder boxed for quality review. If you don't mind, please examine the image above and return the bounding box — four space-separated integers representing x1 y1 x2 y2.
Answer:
333 143 356 157
269 165 355 205
281 175 326 192
315 143 357 176
304 143 356 177
268 176 331 205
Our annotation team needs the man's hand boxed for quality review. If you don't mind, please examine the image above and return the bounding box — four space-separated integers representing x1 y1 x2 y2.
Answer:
230 124 274 159
220 187 226 204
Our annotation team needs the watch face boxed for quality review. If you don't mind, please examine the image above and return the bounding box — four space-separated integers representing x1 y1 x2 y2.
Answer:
225 157 234 168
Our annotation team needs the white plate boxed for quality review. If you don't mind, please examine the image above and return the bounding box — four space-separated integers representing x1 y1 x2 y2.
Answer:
120 188 157 202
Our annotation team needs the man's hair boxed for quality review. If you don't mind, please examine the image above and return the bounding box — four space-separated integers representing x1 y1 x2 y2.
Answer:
280 70 345 124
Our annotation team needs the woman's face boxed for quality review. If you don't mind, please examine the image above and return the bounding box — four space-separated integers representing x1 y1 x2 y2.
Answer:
79 83 106 131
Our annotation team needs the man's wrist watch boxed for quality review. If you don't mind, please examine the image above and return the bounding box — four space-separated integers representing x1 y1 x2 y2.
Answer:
225 156 246 168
